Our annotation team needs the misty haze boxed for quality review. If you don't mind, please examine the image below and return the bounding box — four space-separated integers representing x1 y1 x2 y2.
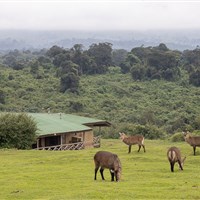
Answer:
0 29 200 51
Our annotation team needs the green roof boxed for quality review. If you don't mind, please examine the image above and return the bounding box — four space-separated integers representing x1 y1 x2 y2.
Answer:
28 113 110 136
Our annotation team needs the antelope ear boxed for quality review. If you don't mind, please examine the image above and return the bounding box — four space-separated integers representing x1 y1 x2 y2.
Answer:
119 132 122 135
182 131 187 136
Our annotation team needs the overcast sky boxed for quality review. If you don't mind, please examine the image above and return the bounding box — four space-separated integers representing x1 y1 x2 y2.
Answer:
0 1 200 31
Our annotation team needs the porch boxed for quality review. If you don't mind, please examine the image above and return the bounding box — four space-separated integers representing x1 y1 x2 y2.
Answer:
35 136 101 150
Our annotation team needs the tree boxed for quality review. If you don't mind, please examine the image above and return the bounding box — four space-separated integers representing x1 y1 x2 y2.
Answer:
3 55 16 67
53 52 71 68
87 42 113 73
76 53 98 75
162 68 175 81
182 48 200 67
30 60 39 75
120 62 132 74
46 45 66 58
60 72 80 93
127 44 181 82
156 43 169 51
189 69 200 87
0 90 5 104
69 100 84 112
37 56 51 64
0 113 37 149
70 44 86 74
131 46 151 63
59 60 79 76
71 44 84 65
112 49 128 66
13 61 24 70
126 53 141 65
130 64 146 81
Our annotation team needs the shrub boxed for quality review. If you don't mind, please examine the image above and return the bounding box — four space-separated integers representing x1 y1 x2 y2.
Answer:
169 132 185 142
103 123 166 140
0 113 37 149
132 124 166 139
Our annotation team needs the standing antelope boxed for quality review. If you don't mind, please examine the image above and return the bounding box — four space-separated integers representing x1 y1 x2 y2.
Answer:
183 131 200 155
167 146 186 172
94 151 122 182
119 132 145 153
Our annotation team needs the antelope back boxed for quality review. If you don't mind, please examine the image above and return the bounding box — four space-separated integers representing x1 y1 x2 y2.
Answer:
94 151 121 169
129 134 144 144
119 132 144 145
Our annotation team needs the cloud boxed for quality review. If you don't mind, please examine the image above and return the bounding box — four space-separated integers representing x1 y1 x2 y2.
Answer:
0 1 200 30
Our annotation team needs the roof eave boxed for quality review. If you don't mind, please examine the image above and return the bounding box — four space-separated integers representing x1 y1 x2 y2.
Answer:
83 121 111 127
37 128 92 138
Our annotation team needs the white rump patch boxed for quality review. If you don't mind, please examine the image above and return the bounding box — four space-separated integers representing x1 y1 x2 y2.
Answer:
142 137 144 145
168 151 176 160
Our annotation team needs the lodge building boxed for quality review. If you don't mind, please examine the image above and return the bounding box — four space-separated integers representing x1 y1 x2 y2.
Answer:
29 113 111 150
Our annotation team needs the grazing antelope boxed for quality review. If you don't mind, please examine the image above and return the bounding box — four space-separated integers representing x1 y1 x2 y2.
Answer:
119 132 145 153
183 131 200 155
167 146 186 172
94 151 122 182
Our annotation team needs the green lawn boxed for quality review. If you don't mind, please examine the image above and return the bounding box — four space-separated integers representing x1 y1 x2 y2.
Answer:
0 139 199 200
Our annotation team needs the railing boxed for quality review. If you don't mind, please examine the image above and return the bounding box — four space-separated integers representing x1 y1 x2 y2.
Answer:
36 136 101 151
36 142 84 151
93 135 101 148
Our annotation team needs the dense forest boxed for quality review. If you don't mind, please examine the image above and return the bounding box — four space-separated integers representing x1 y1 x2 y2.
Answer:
0 42 200 139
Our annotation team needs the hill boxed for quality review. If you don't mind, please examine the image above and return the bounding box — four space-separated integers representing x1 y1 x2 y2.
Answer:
1 42 200 138
0 64 200 137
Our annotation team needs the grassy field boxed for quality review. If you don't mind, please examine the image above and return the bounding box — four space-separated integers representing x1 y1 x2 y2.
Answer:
0 139 200 200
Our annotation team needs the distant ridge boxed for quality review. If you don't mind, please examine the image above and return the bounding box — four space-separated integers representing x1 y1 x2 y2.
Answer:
0 29 200 51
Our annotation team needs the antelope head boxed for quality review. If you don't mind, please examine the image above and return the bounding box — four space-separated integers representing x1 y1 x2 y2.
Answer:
119 132 126 140
182 131 191 140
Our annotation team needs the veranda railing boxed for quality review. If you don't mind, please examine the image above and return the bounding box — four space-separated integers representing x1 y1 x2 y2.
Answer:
35 136 101 151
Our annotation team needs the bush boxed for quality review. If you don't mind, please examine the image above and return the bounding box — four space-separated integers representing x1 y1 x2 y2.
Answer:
0 113 37 149
132 124 166 139
169 132 185 142
102 123 166 140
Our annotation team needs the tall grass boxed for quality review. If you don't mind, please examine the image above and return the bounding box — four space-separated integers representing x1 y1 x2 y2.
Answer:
0 139 200 199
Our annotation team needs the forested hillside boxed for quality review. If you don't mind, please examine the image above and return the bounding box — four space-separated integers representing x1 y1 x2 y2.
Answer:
0 42 200 138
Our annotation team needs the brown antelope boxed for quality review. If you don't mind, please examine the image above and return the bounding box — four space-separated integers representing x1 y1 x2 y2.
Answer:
183 131 200 155
119 132 145 153
167 146 186 172
94 151 122 182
